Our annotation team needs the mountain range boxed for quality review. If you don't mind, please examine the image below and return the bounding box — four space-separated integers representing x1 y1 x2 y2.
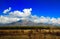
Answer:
0 19 59 27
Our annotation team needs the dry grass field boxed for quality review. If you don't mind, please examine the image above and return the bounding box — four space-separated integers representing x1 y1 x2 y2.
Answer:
0 26 60 39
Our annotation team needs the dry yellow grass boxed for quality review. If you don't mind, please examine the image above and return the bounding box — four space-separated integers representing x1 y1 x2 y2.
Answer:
0 29 60 39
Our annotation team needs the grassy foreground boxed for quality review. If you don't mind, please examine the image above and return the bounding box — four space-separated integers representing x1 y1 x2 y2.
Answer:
0 26 60 39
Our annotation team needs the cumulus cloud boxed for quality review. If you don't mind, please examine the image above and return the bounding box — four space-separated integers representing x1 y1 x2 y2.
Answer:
0 7 32 24
0 16 20 24
3 7 11 14
57 18 60 24
50 18 57 24
31 15 40 23
39 16 50 23
0 7 60 25
9 8 32 17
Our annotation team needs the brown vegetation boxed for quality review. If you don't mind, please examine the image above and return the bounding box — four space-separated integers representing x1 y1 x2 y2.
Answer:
0 28 60 39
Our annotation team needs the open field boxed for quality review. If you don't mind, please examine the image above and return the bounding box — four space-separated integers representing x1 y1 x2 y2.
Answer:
0 26 60 39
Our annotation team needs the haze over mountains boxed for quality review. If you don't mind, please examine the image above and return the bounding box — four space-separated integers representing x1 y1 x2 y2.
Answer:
0 7 60 26
0 19 55 26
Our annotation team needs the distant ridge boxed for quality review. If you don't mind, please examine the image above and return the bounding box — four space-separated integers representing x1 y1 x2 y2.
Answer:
0 20 59 27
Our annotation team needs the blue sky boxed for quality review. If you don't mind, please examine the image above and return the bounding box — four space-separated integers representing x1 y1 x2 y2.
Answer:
0 0 60 18
0 0 60 24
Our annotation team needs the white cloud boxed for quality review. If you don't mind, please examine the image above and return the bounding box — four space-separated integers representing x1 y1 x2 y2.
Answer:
50 18 57 24
0 8 32 24
30 16 50 23
39 16 50 23
3 7 11 14
31 15 40 23
9 11 24 17
0 16 20 24
23 8 32 16
9 8 32 17
57 18 60 24
0 7 60 25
